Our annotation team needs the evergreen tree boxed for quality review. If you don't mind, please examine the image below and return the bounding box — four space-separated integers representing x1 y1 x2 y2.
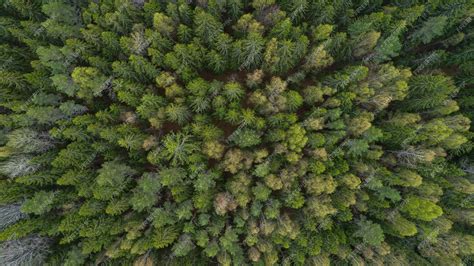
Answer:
0 1 472 265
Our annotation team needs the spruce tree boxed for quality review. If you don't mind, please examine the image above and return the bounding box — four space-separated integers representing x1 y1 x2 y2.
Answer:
0 0 472 265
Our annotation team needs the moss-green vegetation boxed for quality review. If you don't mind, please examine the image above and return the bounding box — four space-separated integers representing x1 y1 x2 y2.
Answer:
0 0 473 265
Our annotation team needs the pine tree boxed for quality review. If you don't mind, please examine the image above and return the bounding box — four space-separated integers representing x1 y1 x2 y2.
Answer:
0 1 472 264
71 67 109 100
234 32 265 70
159 133 198 166
131 173 161 212
410 16 448 45
93 161 137 200
354 218 385 246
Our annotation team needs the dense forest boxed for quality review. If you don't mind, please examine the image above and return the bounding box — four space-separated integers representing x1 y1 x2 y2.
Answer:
0 0 473 265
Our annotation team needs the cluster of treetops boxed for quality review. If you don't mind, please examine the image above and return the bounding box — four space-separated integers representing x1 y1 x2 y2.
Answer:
0 0 473 265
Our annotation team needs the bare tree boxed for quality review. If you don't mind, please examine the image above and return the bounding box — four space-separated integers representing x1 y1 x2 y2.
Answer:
460 158 474 176
0 155 40 179
0 204 27 230
390 147 436 167
0 235 50 266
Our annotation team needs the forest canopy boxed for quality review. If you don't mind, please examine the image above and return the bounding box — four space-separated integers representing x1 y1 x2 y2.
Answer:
0 0 473 265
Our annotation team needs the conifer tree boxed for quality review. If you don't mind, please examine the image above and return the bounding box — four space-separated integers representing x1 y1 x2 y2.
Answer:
0 1 473 265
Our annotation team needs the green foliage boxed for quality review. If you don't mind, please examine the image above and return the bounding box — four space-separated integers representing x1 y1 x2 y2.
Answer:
401 196 443 221
21 191 55 215
172 234 195 257
158 133 199 166
71 67 109 100
354 218 384 246
93 161 137 200
153 226 179 249
410 16 448 44
130 172 161 212
230 128 261 148
0 1 472 265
